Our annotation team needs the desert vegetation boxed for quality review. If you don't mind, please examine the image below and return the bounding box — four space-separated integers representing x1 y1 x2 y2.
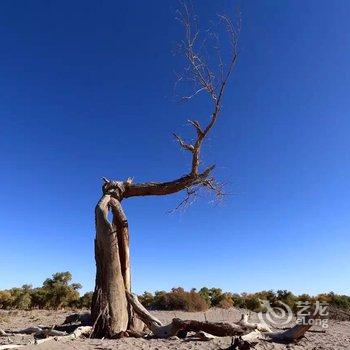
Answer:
0 272 92 310
1 272 349 319
139 288 350 317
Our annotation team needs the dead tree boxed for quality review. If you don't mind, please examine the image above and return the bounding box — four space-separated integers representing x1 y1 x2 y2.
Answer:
91 4 239 338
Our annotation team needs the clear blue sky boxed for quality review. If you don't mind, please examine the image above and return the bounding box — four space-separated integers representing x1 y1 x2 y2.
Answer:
0 0 349 296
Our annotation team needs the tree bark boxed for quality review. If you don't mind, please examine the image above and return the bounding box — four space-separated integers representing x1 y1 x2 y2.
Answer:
91 195 130 338
124 166 215 198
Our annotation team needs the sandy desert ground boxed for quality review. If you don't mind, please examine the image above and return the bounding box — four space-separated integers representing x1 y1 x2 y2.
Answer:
1 308 350 350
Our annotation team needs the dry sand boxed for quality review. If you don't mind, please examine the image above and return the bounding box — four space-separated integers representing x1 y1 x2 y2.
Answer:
1 308 349 350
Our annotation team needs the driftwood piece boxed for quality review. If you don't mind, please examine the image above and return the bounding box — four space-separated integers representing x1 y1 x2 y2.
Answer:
127 291 245 338
265 322 312 342
128 291 319 345
126 292 163 327
1 322 92 348
63 313 91 326
12 327 42 335
34 329 67 338
229 337 254 350
241 329 261 342
65 326 92 340
307 329 326 333
53 324 83 333
172 318 245 337
34 326 92 345
232 317 314 347
237 314 272 332
186 331 216 341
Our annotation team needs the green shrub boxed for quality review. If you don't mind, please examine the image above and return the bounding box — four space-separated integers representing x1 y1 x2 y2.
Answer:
276 290 297 310
198 287 234 308
151 287 208 311
244 295 263 312
207 288 224 306
231 293 245 308
198 287 211 305
42 272 81 309
138 292 154 309
0 272 88 310
78 292 93 309
327 293 350 310
0 291 12 309
7 287 32 310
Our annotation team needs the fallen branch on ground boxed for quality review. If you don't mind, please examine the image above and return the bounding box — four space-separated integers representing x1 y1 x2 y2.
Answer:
264 322 313 343
127 291 253 338
34 329 67 338
127 291 319 345
34 326 92 345
0 325 92 349
237 314 272 332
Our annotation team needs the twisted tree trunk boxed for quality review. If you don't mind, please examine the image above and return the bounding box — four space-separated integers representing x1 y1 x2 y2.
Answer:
91 195 134 338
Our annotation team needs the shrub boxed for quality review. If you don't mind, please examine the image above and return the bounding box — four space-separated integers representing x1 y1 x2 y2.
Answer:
0 291 12 309
0 272 87 310
198 287 211 306
217 293 234 309
155 287 188 310
152 290 169 309
298 294 313 302
151 288 208 311
231 293 245 308
30 288 49 309
8 287 32 310
208 288 224 306
138 292 154 309
244 295 263 312
198 287 234 308
187 289 209 311
327 293 350 310
42 272 81 309
276 290 297 310
78 292 93 309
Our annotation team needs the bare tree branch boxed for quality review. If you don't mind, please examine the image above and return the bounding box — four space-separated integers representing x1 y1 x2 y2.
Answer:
173 133 194 152
104 2 239 208
123 165 215 198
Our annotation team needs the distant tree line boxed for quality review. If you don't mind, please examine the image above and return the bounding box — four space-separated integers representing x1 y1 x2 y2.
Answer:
1 272 349 317
0 272 92 310
138 288 350 315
